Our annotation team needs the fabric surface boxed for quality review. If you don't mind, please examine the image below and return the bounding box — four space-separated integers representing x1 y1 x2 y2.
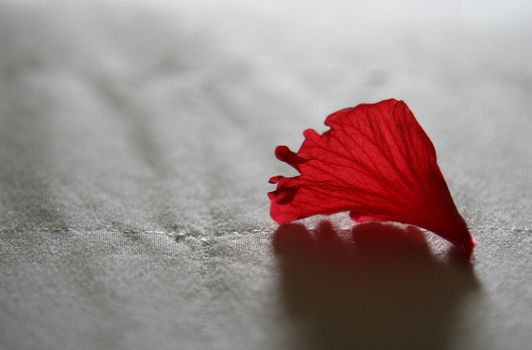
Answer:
0 1 531 349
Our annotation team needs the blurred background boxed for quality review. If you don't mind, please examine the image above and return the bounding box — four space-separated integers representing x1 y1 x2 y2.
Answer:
0 1 531 349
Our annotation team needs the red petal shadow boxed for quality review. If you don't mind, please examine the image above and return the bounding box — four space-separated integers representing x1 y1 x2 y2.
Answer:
272 221 479 349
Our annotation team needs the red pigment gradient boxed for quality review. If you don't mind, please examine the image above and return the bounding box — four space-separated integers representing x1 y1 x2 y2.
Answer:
268 99 476 253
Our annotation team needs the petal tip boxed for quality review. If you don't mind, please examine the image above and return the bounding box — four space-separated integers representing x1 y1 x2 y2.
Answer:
274 145 307 171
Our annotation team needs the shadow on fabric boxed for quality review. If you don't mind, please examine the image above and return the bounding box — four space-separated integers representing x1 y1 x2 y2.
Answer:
273 221 479 350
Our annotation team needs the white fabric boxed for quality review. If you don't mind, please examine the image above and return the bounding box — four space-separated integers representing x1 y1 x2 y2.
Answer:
0 1 531 349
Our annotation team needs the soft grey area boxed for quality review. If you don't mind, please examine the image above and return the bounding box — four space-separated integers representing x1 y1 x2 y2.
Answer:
0 1 531 349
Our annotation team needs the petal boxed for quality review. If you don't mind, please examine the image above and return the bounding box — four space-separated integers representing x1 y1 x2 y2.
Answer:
268 99 475 253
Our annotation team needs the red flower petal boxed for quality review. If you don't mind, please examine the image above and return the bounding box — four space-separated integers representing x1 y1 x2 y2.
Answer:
268 99 475 253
